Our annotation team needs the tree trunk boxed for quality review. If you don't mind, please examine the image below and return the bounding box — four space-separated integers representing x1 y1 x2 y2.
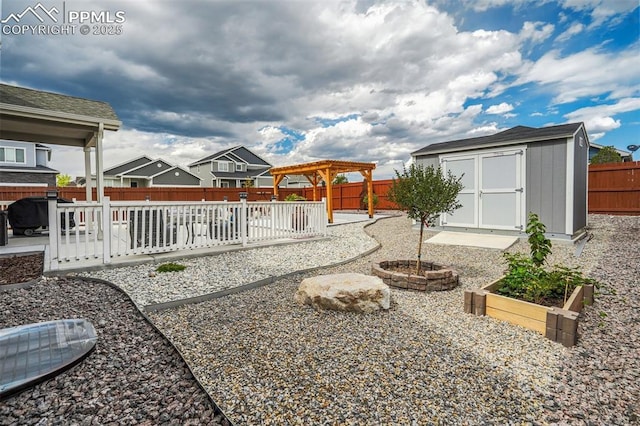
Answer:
416 218 426 275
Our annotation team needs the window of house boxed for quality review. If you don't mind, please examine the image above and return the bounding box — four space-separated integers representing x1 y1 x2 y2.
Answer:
218 161 229 172
130 181 138 188
0 147 26 164
236 163 243 171
220 181 229 188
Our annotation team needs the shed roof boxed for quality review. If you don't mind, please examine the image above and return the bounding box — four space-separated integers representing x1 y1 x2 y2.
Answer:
412 123 585 156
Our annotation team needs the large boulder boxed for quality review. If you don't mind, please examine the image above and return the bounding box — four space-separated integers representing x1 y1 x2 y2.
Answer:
295 273 390 313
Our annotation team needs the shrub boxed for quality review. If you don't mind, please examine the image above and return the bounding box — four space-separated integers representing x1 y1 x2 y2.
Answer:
284 193 306 201
156 262 186 273
362 193 379 207
497 213 597 305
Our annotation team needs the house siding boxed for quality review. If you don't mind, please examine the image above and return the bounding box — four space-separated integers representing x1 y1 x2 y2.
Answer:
0 140 36 167
153 170 200 186
525 138 567 235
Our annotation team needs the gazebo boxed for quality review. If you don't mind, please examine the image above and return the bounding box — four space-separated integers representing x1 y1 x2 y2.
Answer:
0 84 121 202
270 160 376 223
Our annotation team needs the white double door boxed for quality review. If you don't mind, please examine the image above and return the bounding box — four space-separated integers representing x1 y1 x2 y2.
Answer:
440 147 525 230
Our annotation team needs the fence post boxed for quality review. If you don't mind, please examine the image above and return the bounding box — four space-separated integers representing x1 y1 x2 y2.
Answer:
47 195 59 271
240 194 248 246
102 196 112 264
321 197 328 236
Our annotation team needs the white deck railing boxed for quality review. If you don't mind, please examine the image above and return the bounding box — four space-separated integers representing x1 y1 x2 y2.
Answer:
46 197 327 270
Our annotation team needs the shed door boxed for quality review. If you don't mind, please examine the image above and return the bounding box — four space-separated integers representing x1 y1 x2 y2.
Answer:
441 155 478 227
479 150 524 230
440 147 525 231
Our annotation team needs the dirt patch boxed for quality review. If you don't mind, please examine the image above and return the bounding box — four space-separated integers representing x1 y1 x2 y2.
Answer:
0 252 44 285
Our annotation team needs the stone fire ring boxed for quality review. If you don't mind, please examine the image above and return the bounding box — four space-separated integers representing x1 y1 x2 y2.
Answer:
371 260 459 291
294 273 390 313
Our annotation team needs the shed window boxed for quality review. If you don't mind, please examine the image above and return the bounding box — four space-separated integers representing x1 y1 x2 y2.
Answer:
0 147 26 164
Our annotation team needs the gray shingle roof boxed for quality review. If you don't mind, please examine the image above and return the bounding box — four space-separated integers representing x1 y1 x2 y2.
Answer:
189 145 271 167
0 164 58 173
412 123 584 156
0 84 119 121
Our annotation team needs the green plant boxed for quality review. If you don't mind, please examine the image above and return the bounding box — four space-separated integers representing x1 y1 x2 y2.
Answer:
386 164 463 274
284 193 306 201
497 213 597 305
362 193 379 207
591 146 622 164
526 212 551 266
333 174 348 185
156 262 186 273
56 174 72 187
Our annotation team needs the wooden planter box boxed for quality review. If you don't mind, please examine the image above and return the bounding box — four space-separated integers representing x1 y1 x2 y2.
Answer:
464 278 594 347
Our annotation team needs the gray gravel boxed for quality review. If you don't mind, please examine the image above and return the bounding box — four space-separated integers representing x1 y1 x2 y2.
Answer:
3 213 637 425
0 276 228 425
146 213 639 425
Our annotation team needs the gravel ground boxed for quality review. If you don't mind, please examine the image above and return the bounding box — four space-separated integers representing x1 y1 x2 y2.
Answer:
0 277 228 425
78 220 380 308
3 213 637 425
146 213 639 425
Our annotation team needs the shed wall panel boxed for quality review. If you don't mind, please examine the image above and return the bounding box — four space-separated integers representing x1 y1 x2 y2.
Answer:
573 128 589 232
526 139 566 235
415 155 439 170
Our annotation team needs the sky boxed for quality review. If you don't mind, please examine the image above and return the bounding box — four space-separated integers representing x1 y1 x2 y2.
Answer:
1 0 638 181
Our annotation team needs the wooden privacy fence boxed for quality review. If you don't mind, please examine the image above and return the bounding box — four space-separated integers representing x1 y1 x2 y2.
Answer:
588 161 640 215
301 179 398 210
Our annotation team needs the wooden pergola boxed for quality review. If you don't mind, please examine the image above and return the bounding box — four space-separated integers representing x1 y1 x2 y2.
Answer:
270 160 376 223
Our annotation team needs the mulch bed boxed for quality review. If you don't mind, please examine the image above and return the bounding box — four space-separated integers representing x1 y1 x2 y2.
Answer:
0 253 44 285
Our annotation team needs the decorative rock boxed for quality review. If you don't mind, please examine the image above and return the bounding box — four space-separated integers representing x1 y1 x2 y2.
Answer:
294 273 390 313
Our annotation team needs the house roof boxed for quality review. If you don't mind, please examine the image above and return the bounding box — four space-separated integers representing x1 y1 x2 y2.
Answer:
0 84 118 121
189 145 271 167
412 123 585 156
123 159 173 177
104 156 154 176
0 164 59 174
0 83 121 149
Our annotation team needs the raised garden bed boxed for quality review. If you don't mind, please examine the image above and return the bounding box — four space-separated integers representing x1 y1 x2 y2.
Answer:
372 260 458 291
464 278 595 347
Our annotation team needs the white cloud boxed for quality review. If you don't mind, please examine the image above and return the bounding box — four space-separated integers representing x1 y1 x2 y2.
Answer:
486 102 515 114
520 21 555 44
563 97 640 134
555 22 585 42
515 47 640 104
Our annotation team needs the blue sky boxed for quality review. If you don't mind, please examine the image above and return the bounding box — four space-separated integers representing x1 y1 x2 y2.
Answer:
1 0 638 179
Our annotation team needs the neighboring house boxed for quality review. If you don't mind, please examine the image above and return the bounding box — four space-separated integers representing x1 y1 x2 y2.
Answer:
189 145 275 188
588 142 633 163
412 123 590 240
89 156 201 188
0 140 58 186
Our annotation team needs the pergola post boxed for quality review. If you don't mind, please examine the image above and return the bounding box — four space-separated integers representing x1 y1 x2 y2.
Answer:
273 175 284 199
360 169 374 218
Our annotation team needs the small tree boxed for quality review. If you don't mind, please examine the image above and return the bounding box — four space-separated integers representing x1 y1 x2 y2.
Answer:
591 146 622 164
333 174 348 185
387 164 463 274
56 174 72 187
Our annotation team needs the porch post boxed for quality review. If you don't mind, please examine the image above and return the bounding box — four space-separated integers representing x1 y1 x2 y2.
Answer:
47 195 59 271
84 146 93 202
95 123 105 203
